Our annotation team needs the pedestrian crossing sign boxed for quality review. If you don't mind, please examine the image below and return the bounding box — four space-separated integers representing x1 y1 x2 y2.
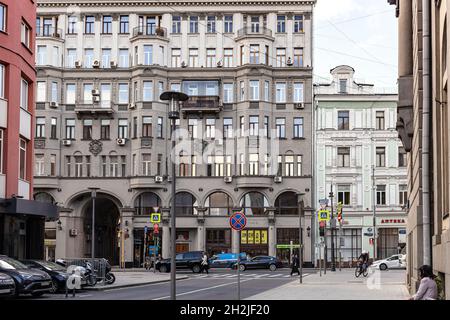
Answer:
318 210 330 222
150 213 161 223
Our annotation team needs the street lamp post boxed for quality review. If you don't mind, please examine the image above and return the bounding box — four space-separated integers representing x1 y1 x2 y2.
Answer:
329 187 336 271
160 91 189 301
88 187 100 259
298 194 305 284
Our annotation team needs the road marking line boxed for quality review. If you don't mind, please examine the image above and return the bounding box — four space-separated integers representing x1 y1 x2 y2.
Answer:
152 278 255 300
268 274 279 278
225 274 237 278
283 275 291 278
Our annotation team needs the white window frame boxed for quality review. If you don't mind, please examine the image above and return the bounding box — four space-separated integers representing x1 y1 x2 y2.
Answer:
37 81 47 102
223 83 234 103
20 78 28 110
66 83 76 104
276 83 286 103
293 82 304 103
119 49 129 68
249 80 260 101
118 83 129 104
143 81 153 101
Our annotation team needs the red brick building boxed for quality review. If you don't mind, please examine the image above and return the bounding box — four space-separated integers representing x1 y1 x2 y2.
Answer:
0 0 57 259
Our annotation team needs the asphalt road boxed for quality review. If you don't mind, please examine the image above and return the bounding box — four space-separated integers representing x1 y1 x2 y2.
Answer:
27 268 316 300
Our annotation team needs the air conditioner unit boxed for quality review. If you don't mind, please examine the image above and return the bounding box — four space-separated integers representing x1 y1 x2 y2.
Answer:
110 61 117 68
50 101 59 108
93 96 100 103
155 176 163 183
92 60 100 68
117 138 126 146
129 103 136 110
224 176 232 183
294 103 304 110
274 176 282 183
69 229 78 237
63 139 72 146
91 89 100 96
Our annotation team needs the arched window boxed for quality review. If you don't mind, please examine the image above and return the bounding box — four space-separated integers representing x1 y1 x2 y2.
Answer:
275 192 298 215
240 192 269 216
175 192 198 215
205 192 233 216
134 192 162 216
34 192 55 204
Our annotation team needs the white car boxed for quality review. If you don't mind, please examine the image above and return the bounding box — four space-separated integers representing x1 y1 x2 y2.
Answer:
371 254 406 271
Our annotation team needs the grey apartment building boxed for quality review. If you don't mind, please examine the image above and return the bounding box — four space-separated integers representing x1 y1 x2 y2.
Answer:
34 0 316 268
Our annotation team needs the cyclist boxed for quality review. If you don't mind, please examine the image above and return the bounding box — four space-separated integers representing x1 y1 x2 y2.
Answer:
358 250 370 273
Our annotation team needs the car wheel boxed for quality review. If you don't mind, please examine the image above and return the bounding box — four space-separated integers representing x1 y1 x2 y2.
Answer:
380 263 388 271
269 264 277 272
159 265 168 273
50 280 59 293
192 265 201 273
239 264 246 272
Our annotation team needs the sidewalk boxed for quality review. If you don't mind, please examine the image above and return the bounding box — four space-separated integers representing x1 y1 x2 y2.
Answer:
84 271 188 291
246 269 410 300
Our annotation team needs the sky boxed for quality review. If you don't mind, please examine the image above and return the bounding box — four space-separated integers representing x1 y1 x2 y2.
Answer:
314 0 398 91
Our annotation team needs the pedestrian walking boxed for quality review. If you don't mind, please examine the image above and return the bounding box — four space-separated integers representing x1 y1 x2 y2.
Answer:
409 265 438 300
200 252 209 274
290 253 300 276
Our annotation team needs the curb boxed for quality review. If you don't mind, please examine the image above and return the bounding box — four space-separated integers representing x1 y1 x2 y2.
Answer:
83 276 189 291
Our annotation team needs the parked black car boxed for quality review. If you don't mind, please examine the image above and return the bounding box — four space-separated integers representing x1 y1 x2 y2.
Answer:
20 260 69 293
157 251 203 273
0 272 15 298
0 255 52 297
231 256 283 271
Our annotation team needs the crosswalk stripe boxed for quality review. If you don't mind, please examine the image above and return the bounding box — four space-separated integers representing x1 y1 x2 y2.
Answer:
254 273 270 278
283 275 291 278
268 274 279 278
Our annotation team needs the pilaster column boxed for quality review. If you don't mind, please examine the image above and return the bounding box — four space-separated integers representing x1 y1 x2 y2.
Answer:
161 207 171 258
197 207 207 252
120 207 135 268
267 208 276 257
55 208 72 260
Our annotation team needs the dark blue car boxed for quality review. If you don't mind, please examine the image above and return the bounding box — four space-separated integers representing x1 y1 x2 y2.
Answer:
209 253 247 269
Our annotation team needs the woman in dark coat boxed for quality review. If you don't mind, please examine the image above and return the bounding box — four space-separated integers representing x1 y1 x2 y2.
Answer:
291 254 300 276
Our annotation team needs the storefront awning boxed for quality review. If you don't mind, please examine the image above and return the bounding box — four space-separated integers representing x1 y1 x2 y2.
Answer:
0 197 58 219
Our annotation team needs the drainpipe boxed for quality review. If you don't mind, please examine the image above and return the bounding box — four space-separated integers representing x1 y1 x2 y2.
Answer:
422 0 432 266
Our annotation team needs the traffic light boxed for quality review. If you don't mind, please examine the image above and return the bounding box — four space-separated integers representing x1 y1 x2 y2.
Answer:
319 221 325 237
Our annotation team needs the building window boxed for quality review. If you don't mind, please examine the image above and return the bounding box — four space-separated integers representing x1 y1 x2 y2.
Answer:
293 48 304 67
264 81 270 102
189 16 198 33
206 118 216 139
189 48 198 67
171 48 181 67
0 63 4 99
118 83 129 104
251 16 260 32
119 49 129 68
101 119 110 140
188 119 198 139
52 46 60 67
0 4 6 32
240 116 245 136
223 83 233 103
207 16 216 33
65 119 75 139
142 154 151 176
84 49 93 68
376 111 385 130
37 45 47 65
293 82 304 103
249 80 260 101
144 45 153 65
294 15 304 33
37 81 46 102
118 119 128 139
101 156 106 177
264 116 269 137
172 15 181 33
21 21 31 48
51 82 58 103
206 49 216 68
398 147 407 167
102 16 112 34
85 16 95 34
101 49 111 68
120 15 129 33
249 116 259 136
0 129 3 174
376 147 386 167
83 83 93 103
109 156 119 177
239 81 245 101
337 185 351 205
19 139 26 180
293 118 304 138
224 15 233 33
338 147 350 167
157 117 163 138
297 155 303 176
36 117 46 138
285 155 294 176
223 118 233 138
240 192 269 216
338 111 350 130
67 16 77 34
142 116 152 137
276 83 286 103
35 154 44 176
66 48 76 68
399 185 408 206
50 154 56 176
134 46 138 66
50 118 57 139
223 48 233 67
83 119 93 140
74 156 83 177
276 118 286 138
86 155 91 177
339 79 347 93
249 154 259 175
20 78 28 110
276 48 286 67
66 84 76 104
277 15 286 33
143 81 153 101
250 44 259 64
377 185 387 205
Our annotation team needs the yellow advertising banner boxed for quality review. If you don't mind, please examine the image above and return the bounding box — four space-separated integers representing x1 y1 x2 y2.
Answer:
261 230 268 244
247 230 254 244
241 230 247 244
254 230 261 244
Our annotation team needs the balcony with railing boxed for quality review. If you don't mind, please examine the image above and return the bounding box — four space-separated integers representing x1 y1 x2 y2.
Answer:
36 26 63 39
236 26 273 40
74 100 114 119
131 26 167 39
180 96 222 115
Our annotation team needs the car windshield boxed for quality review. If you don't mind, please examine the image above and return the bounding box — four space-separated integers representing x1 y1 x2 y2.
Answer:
0 258 28 270
38 261 66 271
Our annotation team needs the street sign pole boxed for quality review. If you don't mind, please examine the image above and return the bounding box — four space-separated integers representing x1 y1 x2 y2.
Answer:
237 230 240 301
229 211 247 301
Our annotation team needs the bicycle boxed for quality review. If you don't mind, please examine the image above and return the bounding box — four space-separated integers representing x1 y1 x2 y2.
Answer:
355 260 369 278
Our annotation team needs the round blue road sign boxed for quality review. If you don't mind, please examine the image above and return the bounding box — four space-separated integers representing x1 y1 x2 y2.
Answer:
230 212 247 231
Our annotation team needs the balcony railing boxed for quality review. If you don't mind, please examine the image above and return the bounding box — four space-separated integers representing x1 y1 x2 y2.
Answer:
237 26 273 38
181 96 221 113
74 100 114 118
132 26 167 38
36 26 63 38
